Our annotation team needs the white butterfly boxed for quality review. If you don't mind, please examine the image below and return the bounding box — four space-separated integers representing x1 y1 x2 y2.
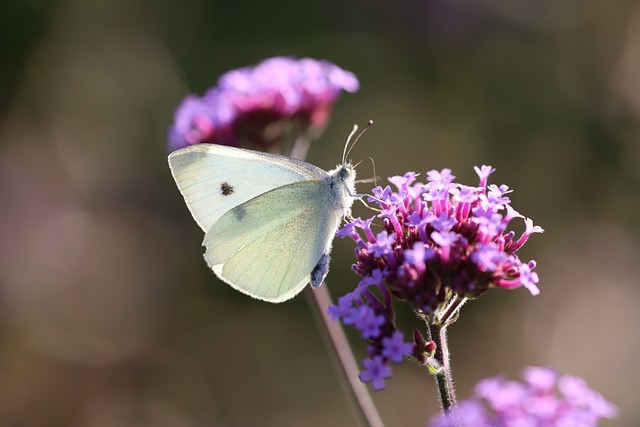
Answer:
168 134 359 303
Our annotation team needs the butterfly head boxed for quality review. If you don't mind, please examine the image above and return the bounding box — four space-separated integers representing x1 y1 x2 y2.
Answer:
324 161 357 220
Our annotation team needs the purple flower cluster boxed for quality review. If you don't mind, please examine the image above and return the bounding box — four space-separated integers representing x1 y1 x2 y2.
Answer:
330 166 543 389
428 366 618 426
168 57 359 151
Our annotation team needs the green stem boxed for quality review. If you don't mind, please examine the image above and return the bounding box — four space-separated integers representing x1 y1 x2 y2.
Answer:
428 323 458 415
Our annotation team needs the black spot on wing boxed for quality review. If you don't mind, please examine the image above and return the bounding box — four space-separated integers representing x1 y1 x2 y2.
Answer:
221 182 234 196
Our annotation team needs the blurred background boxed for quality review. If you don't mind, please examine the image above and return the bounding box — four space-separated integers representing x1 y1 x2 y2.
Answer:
1 0 639 425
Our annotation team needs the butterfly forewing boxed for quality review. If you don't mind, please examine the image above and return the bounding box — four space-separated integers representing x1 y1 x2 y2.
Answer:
168 144 327 232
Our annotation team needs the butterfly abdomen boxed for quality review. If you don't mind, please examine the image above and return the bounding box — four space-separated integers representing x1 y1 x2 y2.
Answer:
310 253 330 288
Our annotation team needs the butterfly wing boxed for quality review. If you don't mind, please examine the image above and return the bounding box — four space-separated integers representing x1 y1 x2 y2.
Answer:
168 144 327 232
203 180 345 302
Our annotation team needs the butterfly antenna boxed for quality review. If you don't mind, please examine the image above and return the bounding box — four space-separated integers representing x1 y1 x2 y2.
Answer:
343 120 374 163
354 156 379 187
342 124 359 164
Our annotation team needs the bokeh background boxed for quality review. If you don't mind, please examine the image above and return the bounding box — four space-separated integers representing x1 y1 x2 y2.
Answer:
2 0 639 425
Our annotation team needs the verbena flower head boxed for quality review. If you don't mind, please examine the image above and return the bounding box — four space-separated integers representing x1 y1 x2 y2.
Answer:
428 366 618 426
168 57 359 151
330 166 543 389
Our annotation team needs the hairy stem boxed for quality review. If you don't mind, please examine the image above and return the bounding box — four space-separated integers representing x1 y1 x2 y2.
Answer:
428 322 458 417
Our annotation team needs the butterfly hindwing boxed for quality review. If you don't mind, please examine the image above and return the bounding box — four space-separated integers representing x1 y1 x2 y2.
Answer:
203 180 343 302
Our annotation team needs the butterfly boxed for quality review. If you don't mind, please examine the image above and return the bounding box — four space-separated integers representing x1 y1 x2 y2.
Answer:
168 127 363 302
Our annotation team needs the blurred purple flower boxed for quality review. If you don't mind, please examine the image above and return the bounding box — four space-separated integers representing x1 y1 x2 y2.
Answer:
329 166 543 389
359 356 393 391
168 57 359 151
428 366 618 426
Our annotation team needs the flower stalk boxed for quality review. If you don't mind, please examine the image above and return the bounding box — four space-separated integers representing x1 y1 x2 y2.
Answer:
306 285 385 427
427 323 457 414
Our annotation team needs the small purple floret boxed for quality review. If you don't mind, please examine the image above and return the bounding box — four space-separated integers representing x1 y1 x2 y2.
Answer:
353 306 385 339
359 356 393 391
381 331 413 363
